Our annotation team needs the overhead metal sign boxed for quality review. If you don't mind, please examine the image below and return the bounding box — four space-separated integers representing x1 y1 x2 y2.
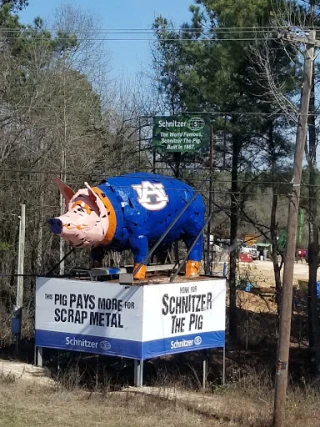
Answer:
152 115 210 153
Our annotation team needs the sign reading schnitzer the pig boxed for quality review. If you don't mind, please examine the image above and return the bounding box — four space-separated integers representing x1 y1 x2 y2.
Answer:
141 280 225 358
35 277 226 360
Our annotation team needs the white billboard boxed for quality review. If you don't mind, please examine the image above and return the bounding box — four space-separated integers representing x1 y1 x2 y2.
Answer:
35 277 226 360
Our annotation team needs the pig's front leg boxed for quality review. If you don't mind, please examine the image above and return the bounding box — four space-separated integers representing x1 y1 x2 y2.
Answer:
90 246 105 268
183 233 203 277
129 234 148 279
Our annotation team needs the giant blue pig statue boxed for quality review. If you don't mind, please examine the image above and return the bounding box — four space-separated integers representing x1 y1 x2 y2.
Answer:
49 173 205 279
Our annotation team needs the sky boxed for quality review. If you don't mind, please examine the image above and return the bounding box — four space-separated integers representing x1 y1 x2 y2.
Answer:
18 0 193 80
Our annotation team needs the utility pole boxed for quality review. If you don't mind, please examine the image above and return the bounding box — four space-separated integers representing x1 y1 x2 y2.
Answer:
15 203 26 352
273 29 317 427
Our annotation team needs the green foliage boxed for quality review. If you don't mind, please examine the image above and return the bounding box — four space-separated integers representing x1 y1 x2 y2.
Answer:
1 0 28 11
0 241 13 251
195 0 272 27
152 0 297 175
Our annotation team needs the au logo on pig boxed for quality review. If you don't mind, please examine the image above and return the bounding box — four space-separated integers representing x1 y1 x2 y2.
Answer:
131 181 169 211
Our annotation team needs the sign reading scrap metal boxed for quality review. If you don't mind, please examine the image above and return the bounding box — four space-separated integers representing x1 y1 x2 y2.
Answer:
152 115 210 153
35 277 225 360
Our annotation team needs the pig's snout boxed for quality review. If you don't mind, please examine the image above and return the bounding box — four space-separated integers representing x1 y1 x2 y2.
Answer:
48 218 63 234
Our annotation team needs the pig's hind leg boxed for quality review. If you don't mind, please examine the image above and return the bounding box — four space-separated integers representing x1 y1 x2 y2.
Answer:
183 232 203 277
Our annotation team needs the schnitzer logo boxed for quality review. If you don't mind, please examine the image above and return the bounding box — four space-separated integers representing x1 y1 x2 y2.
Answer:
170 336 202 350
132 181 169 211
100 340 111 351
194 336 202 346
187 117 205 131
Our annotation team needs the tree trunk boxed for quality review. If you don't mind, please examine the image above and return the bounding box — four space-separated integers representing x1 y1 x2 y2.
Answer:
269 122 282 314
229 137 239 341
307 65 320 372
270 192 282 314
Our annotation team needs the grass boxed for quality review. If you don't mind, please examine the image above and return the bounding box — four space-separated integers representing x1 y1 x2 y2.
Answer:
0 380 220 427
0 370 319 427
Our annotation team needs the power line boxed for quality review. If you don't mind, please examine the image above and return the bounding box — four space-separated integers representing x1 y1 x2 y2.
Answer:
1 170 320 189
0 25 316 32
0 27 312 42
0 109 316 116
0 170 316 189
0 24 313 44
0 179 318 198
0 35 280 42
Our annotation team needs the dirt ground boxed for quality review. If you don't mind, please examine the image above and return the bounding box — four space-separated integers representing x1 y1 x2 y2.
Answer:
209 259 316 314
237 259 316 288
0 359 54 386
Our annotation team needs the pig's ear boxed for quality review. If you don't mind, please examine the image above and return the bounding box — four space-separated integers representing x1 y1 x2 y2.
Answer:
84 182 96 198
84 182 103 214
53 177 75 204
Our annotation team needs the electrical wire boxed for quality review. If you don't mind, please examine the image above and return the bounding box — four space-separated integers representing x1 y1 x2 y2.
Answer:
0 25 315 32
0 25 311 42
0 109 311 116
0 36 282 42
0 170 319 189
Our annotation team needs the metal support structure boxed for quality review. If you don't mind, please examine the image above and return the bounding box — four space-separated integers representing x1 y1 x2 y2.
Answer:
60 109 68 275
46 248 75 276
138 116 141 169
202 356 208 390
33 344 37 365
223 114 227 169
16 204 26 308
152 148 156 173
15 203 26 352
134 359 144 387
34 346 43 367
222 345 226 385
173 152 181 265
59 195 66 276
205 124 214 275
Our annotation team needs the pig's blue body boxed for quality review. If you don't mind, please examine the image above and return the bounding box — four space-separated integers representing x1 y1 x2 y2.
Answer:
96 173 205 263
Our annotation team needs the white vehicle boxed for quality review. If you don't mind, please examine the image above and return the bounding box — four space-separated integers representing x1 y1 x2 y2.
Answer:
240 246 259 260
204 235 223 253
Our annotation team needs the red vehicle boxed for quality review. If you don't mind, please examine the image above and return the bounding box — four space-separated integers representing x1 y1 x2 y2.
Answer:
296 248 307 259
